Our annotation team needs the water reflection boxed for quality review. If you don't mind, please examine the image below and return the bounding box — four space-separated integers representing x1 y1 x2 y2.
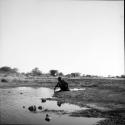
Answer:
57 101 63 107
0 87 103 125
70 88 86 91
17 87 54 98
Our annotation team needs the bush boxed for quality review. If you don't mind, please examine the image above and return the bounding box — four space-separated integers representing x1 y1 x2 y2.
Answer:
121 75 125 78
49 70 58 76
71 72 81 77
31 67 42 76
0 66 18 73
1 79 8 82
58 72 64 76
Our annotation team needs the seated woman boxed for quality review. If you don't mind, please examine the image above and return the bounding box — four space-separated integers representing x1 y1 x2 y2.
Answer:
54 77 69 92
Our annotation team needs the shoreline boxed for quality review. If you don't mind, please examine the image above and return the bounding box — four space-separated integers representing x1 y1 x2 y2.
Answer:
0 77 125 125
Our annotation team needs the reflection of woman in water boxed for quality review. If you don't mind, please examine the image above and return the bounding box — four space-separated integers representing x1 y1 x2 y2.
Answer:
54 77 69 92
57 101 62 107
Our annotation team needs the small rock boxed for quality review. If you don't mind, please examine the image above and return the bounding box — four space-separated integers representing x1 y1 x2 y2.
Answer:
44 109 48 112
23 106 25 108
28 105 36 112
41 98 46 103
45 114 51 122
38 106 42 110
20 92 23 94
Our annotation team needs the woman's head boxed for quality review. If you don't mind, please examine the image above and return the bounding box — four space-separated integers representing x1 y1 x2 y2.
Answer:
58 77 61 81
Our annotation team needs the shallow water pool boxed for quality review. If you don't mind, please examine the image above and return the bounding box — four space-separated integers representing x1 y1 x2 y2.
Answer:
0 87 103 125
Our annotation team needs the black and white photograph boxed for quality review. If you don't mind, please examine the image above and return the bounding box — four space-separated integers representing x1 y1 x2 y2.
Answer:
0 0 124 125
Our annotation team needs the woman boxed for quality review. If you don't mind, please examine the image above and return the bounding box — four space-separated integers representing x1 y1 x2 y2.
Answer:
54 77 69 92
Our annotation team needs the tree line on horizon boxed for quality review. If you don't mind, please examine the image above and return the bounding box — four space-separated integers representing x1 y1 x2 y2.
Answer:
0 66 125 78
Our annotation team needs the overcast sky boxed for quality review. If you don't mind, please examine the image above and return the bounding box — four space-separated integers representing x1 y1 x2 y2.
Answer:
0 0 124 76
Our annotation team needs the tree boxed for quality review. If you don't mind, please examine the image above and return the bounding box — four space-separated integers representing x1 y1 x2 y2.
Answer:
13 68 18 73
31 67 42 76
86 74 92 77
71 72 81 77
49 70 58 76
0 66 12 72
120 75 125 78
0 66 18 73
58 72 64 76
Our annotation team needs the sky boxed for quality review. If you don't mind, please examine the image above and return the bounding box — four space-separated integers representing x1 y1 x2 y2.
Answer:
0 0 124 76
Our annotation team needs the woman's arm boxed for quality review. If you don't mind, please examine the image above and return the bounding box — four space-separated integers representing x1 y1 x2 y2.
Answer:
54 82 59 91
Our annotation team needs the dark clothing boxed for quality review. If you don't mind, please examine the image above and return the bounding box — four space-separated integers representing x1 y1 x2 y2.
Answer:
54 79 69 91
